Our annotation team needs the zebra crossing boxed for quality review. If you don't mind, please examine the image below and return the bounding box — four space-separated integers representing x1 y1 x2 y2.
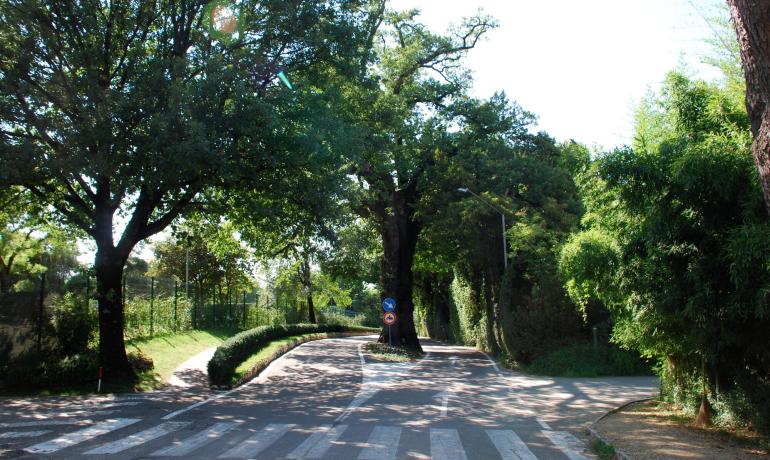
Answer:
7 417 590 459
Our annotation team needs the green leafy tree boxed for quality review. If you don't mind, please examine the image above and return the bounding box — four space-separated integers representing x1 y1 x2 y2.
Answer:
560 72 770 429
0 0 380 378
344 9 496 349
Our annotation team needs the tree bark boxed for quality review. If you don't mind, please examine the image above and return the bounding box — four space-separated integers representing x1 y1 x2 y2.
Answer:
377 187 422 351
0 256 12 294
307 294 316 324
694 356 712 426
94 244 134 381
728 0 770 215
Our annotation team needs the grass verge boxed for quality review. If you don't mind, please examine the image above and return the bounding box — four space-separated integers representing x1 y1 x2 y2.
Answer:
364 342 423 362
590 438 616 460
127 328 236 388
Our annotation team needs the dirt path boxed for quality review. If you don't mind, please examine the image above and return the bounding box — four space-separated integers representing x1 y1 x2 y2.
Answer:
594 400 768 459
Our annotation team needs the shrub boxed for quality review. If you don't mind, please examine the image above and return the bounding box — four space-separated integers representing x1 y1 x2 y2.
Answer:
0 331 12 372
526 343 652 377
207 323 376 386
52 292 96 356
127 350 154 372
1 349 99 390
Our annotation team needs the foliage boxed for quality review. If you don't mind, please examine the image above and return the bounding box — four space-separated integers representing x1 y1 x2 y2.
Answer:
1 349 99 390
499 260 585 365
590 438 616 460
52 292 97 357
526 344 652 378
559 71 770 431
0 0 384 374
207 323 376 386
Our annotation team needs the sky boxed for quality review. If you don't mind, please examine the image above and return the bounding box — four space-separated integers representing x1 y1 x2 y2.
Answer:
389 0 724 149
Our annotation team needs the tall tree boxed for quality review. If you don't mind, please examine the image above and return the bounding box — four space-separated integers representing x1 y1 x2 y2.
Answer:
0 0 378 379
346 10 496 349
727 1 770 214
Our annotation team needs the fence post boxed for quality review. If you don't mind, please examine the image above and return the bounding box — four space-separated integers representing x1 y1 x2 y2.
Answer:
37 272 46 354
150 276 155 337
212 291 216 327
255 292 259 326
242 291 246 328
173 280 178 332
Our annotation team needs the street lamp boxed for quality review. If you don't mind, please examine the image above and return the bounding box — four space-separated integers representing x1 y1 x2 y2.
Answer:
458 187 508 270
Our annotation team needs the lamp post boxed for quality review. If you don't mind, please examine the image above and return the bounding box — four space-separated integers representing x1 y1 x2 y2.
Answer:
458 187 508 270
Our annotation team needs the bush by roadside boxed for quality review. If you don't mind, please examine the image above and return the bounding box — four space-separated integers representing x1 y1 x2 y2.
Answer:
526 343 652 377
207 323 377 387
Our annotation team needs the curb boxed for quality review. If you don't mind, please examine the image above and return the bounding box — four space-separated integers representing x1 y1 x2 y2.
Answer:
587 397 655 460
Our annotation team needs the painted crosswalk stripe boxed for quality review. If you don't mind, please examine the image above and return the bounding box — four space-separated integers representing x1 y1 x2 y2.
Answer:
85 421 190 455
151 421 238 457
218 423 295 458
541 430 590 460
486 430 538 460
287 424 348 459
358 426 401 460
429 428 468 460
0 430 51 439
24 418 140 454
0 420 83 428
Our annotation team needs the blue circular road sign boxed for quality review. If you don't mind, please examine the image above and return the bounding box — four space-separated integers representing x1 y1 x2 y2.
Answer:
382 297 396 312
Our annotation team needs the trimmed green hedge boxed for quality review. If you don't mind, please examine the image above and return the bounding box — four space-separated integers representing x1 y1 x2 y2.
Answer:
207 323 376 386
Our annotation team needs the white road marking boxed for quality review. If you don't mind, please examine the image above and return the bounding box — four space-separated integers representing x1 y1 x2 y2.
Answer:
84 421 189 455
151 421 239 457
24 418 140 454
481 351 502 376
0 420 84 428
536 419 551 430
51 410 117 418
0 430 51 439
541 430 591 460
57 402 141 412
433 390 454 417
486 430 538 460
358 342 366 367
287 424 347 459
429 428 468 460
358 426 401 460
336 350 431 423
218 423 295 458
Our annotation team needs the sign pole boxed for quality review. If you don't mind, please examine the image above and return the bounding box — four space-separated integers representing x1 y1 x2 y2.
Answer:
388 325 392 346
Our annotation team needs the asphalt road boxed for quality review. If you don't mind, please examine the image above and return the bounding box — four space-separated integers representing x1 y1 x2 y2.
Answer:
0 335 658 459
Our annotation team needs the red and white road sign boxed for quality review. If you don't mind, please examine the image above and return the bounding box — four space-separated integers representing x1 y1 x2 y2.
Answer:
383 311 397 326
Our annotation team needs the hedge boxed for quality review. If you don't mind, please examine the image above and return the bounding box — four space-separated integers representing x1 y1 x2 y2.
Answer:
207 323 377 387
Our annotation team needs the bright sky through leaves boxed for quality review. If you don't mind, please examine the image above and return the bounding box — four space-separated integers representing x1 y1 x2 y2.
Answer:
390 0 721 149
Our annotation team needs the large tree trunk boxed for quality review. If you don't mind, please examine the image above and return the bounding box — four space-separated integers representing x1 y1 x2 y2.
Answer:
0 256 12 294
302 255 316 324
94 245 134 381
728 1 770 215
307 294 316 324
378 188 422 351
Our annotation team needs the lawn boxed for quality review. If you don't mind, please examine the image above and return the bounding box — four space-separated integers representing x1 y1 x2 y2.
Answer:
127 328 236 389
